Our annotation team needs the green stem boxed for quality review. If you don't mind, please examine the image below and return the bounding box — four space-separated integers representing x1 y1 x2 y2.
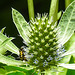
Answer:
65 0 71 8
27 0 34 20
49 0 59 23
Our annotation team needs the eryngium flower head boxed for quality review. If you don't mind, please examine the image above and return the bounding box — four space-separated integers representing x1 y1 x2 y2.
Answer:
26 14 66 71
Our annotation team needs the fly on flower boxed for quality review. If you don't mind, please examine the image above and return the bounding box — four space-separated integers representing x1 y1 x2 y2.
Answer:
19 46 28 61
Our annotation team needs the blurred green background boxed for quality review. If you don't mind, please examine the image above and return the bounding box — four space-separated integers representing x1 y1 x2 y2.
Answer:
0 0 65 48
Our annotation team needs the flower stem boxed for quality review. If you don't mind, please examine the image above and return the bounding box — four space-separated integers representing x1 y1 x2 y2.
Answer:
65 0 71 8
49 0 59 23
27 0 34 20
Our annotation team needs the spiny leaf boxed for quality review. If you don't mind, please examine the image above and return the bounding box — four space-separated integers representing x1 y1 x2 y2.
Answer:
4 66 37 75
0 68 7 75
0 32 19 55
0 37 14 48
57 11 62 20
60 33 75 57
6 70 26 75
66 56 75 75
58 63 75 70
0 53 25 66
12 8 31 44
0 27 6 33
58 1 75 45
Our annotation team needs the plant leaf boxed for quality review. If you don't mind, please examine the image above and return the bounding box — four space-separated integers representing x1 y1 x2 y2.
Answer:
0 37 14 48
58 1 75 45
6 70 26 75
59 33 75 57
0 27 6 33
57 11 62 20
0 37 14 54
58 63 75 70
12 8 31 44
0 32 19 55
4 66 37 75
0 68 7 75
0 53 25 66
66 56 75 75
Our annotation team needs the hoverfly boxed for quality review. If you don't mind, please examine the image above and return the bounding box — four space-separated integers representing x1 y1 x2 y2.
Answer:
19 46 28 61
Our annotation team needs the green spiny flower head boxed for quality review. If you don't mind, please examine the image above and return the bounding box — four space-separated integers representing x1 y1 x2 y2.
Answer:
26 14 66 71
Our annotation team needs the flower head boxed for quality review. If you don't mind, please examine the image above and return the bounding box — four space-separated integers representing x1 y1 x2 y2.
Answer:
23 14 66 71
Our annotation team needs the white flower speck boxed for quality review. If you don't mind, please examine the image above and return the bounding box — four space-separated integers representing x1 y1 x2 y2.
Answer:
47 55 53 61
33 59 39 64
43 60 48 67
